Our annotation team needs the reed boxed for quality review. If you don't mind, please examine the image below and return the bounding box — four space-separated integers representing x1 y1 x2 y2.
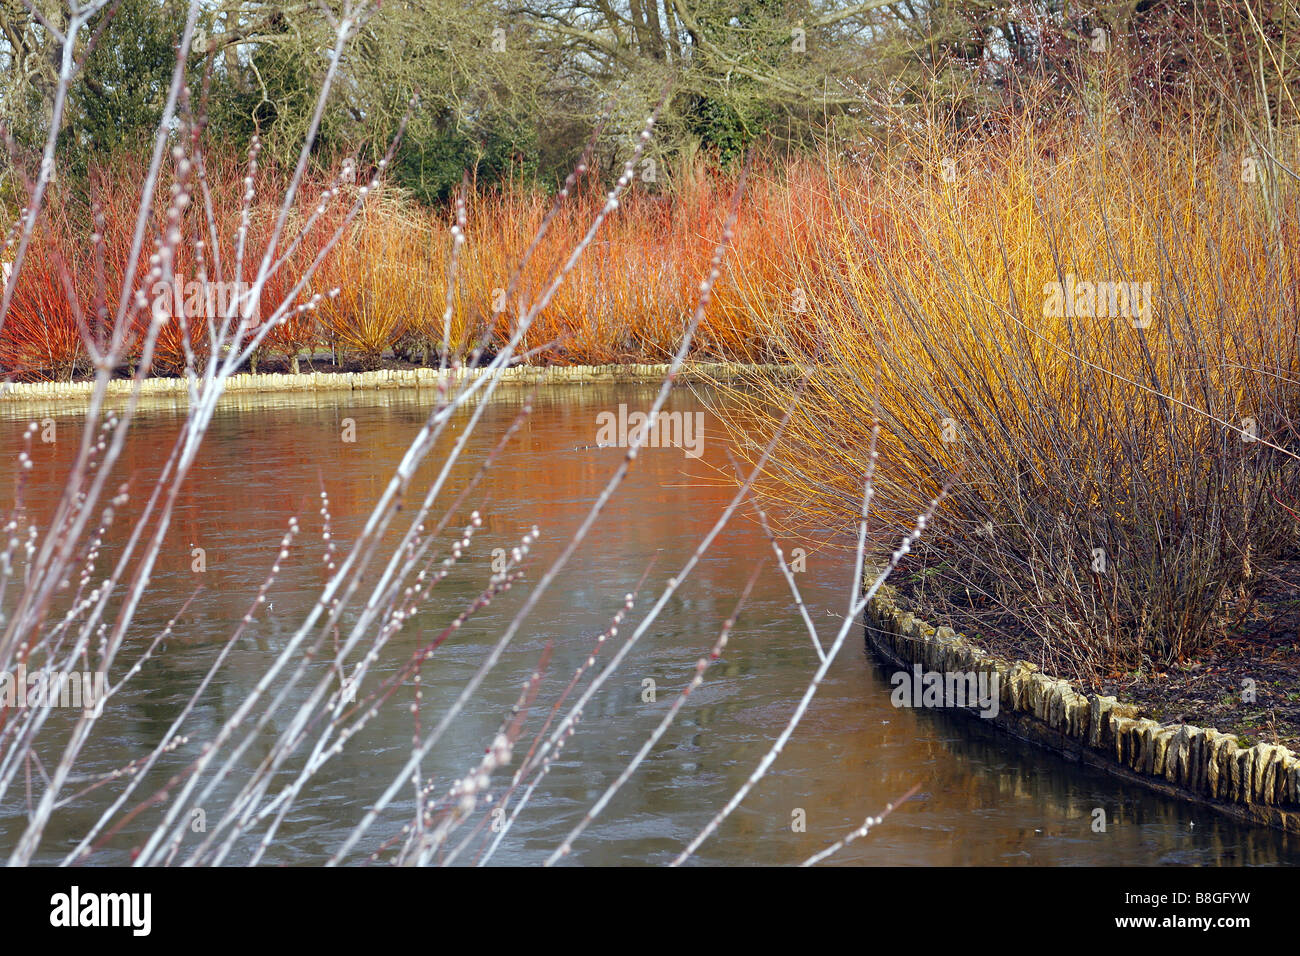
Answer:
721 87 1300 681
0 228 84 379
8 151 849 374
312 189 441 368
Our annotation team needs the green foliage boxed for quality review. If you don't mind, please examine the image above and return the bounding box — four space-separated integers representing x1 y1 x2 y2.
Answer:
65 0 186 174
2 1 1294 201
392 113 540 203
684 95 771 166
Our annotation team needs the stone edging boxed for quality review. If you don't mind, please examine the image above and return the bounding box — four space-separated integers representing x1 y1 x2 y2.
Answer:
0 362 793 403
864 584 1300 833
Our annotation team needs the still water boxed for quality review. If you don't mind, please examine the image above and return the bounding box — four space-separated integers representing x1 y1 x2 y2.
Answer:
1 383 1294 865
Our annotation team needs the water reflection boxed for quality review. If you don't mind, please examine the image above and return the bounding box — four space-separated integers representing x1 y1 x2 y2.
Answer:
0 384 1294 865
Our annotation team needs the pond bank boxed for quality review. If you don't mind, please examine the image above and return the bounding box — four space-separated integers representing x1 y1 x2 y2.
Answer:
864 584 1300 834
0 362 794 403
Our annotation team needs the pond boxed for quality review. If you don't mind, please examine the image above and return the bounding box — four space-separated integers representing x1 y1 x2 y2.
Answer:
1 382 1294 865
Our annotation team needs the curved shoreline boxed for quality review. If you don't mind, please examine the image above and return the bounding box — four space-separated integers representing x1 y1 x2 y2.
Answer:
0 362 792 403
864 584 1300 834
